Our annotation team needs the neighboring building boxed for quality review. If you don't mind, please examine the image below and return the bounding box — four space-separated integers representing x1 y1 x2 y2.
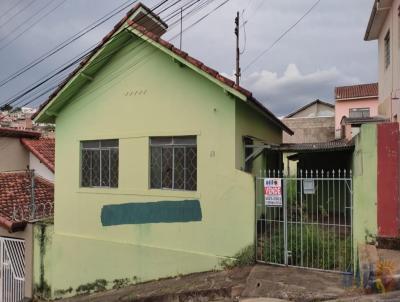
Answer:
0 171 54 301
0 127 55 181
334 83 379 138
365 0 400 121
282 99 335 144
33 3 292 298
340 116 389 140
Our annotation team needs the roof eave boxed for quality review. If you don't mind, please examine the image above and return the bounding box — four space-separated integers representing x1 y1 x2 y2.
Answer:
364 0 393 41
0 216 27 233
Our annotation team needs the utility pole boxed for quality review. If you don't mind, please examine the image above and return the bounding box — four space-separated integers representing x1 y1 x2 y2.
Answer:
234 11 241 86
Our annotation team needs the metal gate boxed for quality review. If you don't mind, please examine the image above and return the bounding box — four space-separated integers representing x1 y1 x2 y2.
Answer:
0 237 25 302
256 169 353 273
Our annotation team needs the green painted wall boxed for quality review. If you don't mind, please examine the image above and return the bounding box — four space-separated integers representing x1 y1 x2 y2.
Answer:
33 222 54 298
48 34 281 297
352 124 378 267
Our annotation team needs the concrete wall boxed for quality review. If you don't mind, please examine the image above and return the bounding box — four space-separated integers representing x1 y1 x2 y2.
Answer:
33 222 53 299
48 36 281 297
0 137 29 172
377 122 399 238
282 116 334 143
352 124 378 266
29 153 54 182
376 0 400 120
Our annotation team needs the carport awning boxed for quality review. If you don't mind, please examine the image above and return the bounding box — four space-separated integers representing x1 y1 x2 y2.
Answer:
279 139 355 153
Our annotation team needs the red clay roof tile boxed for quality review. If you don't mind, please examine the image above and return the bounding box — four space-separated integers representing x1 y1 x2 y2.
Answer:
0 127 41 138
21 138 55 172
335 83 378 100
0 171 53 232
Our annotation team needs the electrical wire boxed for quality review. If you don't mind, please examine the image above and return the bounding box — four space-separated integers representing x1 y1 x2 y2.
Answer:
0 0 139 89
0 0 23 20
0 0 67 51
0 0 37 28
16 0 230 109
243 0 322 72
1 0 201 109
3 0 207 108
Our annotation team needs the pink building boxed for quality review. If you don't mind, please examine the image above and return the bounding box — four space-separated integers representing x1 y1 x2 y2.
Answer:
334 83 379 138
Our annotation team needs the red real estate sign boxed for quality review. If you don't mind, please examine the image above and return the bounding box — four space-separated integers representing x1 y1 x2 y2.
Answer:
264 178 282 207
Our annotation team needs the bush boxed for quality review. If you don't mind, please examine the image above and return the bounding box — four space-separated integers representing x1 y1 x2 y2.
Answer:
221 245 255 269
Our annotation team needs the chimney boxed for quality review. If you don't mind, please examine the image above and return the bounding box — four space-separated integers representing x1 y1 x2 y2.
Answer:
129 3 168 36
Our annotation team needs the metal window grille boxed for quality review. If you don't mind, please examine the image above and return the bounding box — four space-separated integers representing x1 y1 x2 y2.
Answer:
150 136 197 191
81 139 119 188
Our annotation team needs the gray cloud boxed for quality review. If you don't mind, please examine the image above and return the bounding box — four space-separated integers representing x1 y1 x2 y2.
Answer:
0 0 378 116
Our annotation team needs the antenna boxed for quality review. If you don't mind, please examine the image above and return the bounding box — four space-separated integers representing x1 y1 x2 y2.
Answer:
234 11 241 85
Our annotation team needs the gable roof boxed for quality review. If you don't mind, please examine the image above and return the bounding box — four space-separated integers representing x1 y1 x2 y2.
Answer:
0 171 54 232
335 83 378 101
365 0 393 41
21 137 55 172
33 3 293 135
285 99 334 118
0 127 41 139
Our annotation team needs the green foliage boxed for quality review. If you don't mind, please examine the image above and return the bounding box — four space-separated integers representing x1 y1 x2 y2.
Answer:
54 287 73 297
76 279 108 295
34 281 51 299
264 224 352 272
112 278 130 289
220 245 255 269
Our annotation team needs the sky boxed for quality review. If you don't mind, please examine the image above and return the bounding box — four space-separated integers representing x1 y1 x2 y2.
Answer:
0 0 377 116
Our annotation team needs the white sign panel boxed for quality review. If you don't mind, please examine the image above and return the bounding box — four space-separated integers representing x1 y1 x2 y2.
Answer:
303 179 315 194
264 178 282 207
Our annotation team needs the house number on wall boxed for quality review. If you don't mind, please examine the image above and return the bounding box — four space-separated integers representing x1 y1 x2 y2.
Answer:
124 89 147 96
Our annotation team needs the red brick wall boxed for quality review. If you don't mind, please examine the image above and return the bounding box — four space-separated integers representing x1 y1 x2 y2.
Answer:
377 122 400 237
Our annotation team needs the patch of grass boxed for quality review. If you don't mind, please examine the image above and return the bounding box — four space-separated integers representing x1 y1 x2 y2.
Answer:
263 224 352 272
221 245 255 269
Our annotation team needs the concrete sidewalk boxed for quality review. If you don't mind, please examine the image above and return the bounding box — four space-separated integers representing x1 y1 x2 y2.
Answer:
53 265 360 302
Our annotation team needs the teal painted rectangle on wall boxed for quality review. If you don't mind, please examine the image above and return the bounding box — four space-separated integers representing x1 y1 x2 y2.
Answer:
101 200 202 226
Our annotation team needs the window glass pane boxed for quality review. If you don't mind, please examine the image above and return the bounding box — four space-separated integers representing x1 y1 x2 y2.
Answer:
91 149 101 187
82 140 100 149
81 149 92 187
173 147 185 190
100 139 118 148
162 147 173 189
101 149 110 187
185 147 197 191
173 136 196 145
80 139 118 188
110 149 119 188
150 137 173 145
150 146 162 188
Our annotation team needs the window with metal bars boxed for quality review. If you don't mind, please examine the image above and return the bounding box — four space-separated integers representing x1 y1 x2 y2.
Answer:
349 108 370 118
81 139 119 188
150 136 197 191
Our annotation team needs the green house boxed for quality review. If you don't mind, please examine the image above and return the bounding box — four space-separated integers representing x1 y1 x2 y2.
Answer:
34 3 292 298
